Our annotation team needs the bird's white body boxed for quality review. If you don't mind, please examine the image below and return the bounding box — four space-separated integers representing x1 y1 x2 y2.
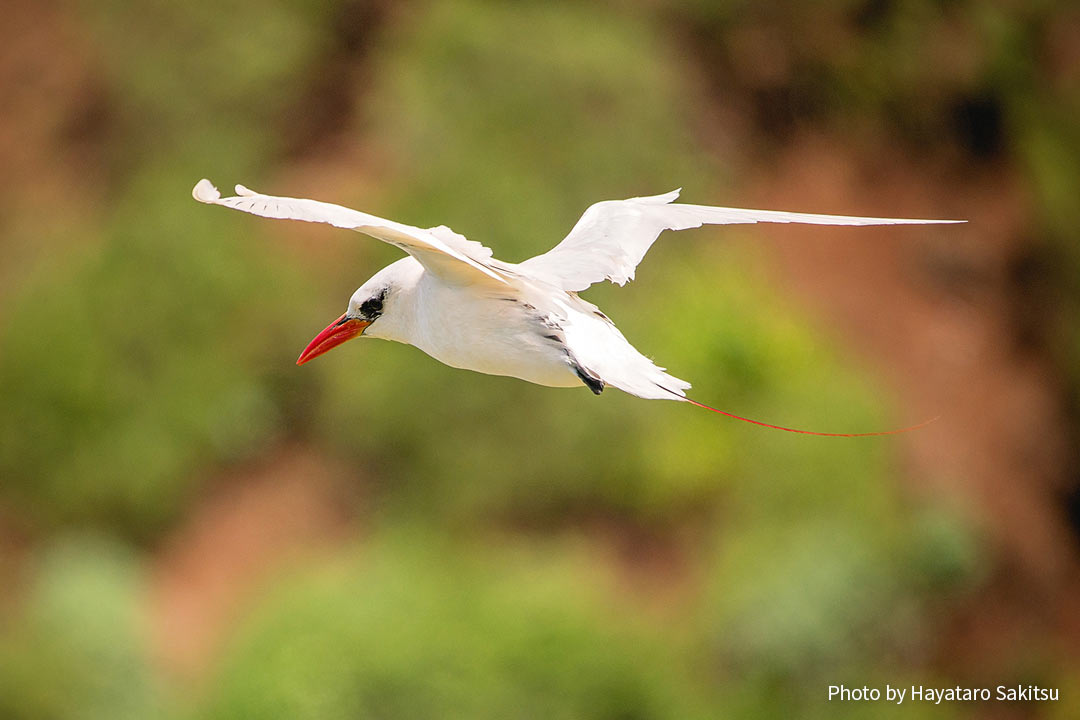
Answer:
358 256 688 397
193 178 960 418
364 257 582 388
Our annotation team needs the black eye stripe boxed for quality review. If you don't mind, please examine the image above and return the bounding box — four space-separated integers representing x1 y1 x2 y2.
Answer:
358 288 387 320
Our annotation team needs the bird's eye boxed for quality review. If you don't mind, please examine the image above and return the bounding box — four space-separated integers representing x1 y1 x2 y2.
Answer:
359 295 383 318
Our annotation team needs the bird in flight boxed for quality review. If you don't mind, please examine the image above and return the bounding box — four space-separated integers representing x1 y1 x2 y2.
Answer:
193 179 961 436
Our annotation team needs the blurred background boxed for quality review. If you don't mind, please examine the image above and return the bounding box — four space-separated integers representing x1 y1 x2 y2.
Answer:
1 0 1078 718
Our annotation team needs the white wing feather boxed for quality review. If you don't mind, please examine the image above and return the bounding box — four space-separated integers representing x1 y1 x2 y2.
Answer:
192 179 507 285
520 189 965 291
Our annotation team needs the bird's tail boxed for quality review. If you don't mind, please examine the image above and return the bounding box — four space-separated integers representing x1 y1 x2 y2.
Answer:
670 390 936 437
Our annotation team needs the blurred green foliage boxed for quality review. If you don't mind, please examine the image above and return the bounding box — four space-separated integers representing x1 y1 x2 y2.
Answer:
0 200 309 535
0 536 162 720
680 0 1080 396
1 0 1072 717
0 0 328 535
201 536 716 720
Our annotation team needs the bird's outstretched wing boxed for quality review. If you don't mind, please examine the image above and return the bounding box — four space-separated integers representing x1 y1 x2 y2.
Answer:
192 179 508 285
519 189 964 292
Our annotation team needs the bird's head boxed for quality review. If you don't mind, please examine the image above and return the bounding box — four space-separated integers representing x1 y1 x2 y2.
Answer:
295 285 386 365
295 259 421 365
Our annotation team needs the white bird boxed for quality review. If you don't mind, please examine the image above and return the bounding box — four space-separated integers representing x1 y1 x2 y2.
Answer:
193 179 961 436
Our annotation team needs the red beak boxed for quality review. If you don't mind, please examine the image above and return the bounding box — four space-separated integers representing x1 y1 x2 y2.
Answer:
296 313 370 365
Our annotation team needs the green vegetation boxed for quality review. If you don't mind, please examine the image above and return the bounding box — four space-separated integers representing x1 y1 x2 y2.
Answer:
0 537 162 720
203 537 715 720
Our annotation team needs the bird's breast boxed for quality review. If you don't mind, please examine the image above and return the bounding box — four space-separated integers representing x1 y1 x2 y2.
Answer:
400 280 580 388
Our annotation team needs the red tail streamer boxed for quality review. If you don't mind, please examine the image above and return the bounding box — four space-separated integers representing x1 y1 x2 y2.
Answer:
681 395 938 437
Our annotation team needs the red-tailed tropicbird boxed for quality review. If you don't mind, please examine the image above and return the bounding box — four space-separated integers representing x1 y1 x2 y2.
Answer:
193 179 961 436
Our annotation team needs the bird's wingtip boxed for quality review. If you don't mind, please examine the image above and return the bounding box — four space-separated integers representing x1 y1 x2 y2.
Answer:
192 178 220 203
